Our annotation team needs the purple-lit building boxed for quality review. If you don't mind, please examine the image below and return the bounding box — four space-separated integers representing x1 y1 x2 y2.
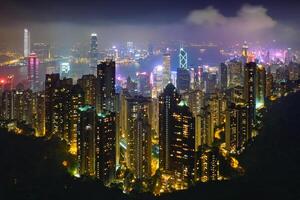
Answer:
28 53 39 92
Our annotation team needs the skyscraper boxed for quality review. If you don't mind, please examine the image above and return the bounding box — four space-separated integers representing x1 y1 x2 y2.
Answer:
24 29 30 57
89 33 99 75
162 53 171 88
151 65 164 98
171 100 195 189
96 111 116 185
96 60 116 113
125 96 152 177
225 103 249 154
28 53 39 92
218 63 228 90
255 64 266 109
77 105 96 176
77 74 96 106
177 68 190 93
69 85 84 155
45 74 73 139
159 83 180 171
244 62 257 136
179 48 187 69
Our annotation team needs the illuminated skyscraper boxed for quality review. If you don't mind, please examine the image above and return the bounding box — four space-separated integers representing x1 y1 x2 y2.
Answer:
77 74 96 106
89 33 99 75
69 85 84 155
125 96 152 177
244 62 257 136
179 48 187 69
225 103 249 154
24 29 30 57
255 65 266 109
45 74 73 139
162 53 171 88
33 91 45 137
77 105 96 176
227 60 243 88
151 65 164 98
159 83 180 171
177 50 190 93
96 60 116 113
96 111 116 185
28 53 39 92
241 41 248 64
171 100 195 188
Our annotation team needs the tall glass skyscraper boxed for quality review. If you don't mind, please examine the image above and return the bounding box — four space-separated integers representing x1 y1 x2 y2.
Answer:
89 33 99 75
24 29 30 57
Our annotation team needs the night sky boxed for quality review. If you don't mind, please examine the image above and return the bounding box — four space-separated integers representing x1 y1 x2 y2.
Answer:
1 0 300 49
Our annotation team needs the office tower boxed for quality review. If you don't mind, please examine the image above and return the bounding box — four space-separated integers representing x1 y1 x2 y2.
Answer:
159 83 181 171
69 85 84 155
151 65 164 98
125 96 152 178
255 65 266 109
162 53 171 88
195 146 220 182
77 105 96 176
96 60 116 113
179 48 187 69
32 43 51 61
227 60 243 88
225 103 249 154
177 68 190 93
24 29 30 57
171 100 195 189
136 72 151 97
77 74 96 106
244 62 257 135
28 53 39 92
218 63 228 90
96 111 116 185
89 33 99 74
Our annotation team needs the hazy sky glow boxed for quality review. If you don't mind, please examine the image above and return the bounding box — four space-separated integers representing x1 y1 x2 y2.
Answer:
1 0 300 50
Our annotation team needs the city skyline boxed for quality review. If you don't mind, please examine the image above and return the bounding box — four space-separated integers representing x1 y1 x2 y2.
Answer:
1 1 300 199
1 1 300 50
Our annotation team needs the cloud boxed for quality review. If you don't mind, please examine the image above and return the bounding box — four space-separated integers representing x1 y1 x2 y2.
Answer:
186 4 277 34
